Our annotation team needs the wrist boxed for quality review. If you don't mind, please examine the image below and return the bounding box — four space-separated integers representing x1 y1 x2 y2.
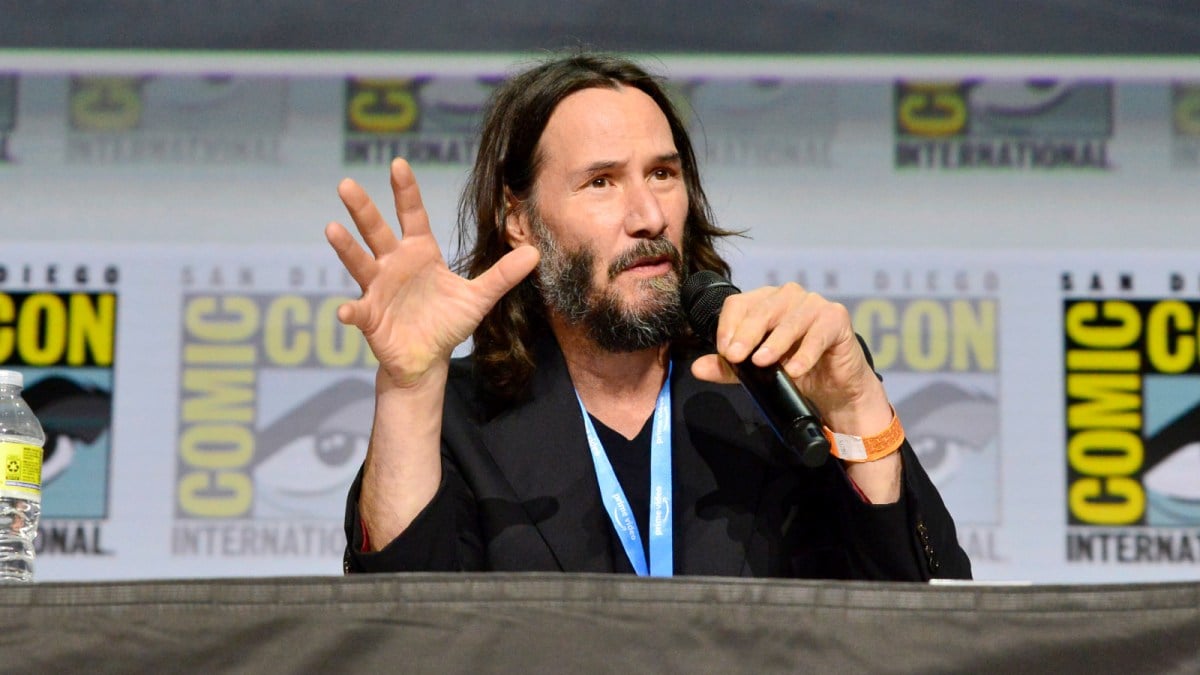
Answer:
819 377 892 437
823 405 905 463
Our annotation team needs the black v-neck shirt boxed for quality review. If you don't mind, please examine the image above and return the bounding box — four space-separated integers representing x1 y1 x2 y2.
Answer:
588 413 654 570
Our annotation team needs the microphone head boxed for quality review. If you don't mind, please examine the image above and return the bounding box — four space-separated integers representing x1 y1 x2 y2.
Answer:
681 271 741 343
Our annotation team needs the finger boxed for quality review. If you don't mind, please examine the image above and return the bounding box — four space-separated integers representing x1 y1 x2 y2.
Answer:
324 221 377 291
472 245 540 306
713 291 753 359
338 177 399 257
781 302 853 378
751 291 823 368
690 354 738 384
390 157 433 240
719 287 787 364
335 298 364 328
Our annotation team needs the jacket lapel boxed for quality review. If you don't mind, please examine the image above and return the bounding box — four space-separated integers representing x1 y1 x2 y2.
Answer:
479 344 615 573
669 357 772 577
478 343 774 577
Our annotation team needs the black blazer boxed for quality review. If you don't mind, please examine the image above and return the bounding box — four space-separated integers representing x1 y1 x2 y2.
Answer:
345 342 971 580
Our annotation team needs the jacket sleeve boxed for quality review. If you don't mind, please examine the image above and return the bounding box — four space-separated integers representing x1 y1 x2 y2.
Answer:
785 440 972 581
342 446 486 574
832 335 973 580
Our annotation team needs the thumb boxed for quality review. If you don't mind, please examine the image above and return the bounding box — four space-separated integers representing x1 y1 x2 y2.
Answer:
472 245 540 305
691 354 739 384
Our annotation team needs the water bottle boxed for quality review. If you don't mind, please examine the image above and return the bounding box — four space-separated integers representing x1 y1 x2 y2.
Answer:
0 370 45 582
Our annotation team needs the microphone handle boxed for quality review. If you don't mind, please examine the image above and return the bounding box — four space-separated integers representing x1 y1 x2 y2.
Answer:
728 360 830 468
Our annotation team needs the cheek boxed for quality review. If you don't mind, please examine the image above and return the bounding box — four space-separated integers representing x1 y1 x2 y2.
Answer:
668 196 689 245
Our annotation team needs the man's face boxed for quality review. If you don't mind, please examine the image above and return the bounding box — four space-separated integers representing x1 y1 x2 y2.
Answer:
531 208 684 352
511 85 690 351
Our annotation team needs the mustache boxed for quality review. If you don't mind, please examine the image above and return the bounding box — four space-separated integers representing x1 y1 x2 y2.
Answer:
606 237 683 280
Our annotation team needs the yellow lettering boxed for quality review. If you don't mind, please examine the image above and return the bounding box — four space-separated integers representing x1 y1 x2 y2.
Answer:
853 300 898 369
180 424 254 469
315 297 362 366
897 85 966 137
0 294 12 361
263 295 310 366
182 369 255 423
1068 477 1145 526
951 299 995 371
17 294 67 366
1066 374 1141 429
178 471 253 518
348 81 418 133
71 77 141 131
902 300 948 371
1175 86 1200 136
184 344 255 365
67 293 115 366
185 296 259 342
1145 300 1196 374
1065 301 1140 348
1066 349 1139 371
1068 429 1143 476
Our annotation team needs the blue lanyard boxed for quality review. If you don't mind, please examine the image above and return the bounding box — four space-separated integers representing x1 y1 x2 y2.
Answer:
575 361 673 577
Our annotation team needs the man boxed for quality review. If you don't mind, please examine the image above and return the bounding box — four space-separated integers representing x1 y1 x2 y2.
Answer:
326 53 971 579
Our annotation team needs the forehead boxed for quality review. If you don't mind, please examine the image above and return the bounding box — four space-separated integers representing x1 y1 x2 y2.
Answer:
537 85 677 171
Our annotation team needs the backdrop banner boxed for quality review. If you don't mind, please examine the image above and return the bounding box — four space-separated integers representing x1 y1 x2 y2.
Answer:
2 53 1198 584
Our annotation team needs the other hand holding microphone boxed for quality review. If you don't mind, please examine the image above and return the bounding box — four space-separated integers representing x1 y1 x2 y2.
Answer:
684 272 903 502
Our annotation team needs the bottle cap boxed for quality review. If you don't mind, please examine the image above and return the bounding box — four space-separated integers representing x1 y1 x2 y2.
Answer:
0 370 23 388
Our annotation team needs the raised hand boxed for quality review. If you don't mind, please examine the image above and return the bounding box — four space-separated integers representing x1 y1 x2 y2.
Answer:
325 158 539 390
326 158 539 546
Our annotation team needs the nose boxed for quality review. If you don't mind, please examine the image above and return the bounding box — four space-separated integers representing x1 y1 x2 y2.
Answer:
623 179 668 239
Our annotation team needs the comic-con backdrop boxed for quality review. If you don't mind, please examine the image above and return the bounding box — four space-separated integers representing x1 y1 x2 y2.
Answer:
2 54 1199 583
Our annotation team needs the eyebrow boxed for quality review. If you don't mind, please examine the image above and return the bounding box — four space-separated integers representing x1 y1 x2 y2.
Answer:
576 152 682 177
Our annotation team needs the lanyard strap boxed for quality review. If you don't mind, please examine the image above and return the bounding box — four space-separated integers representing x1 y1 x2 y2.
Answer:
575 361 673 577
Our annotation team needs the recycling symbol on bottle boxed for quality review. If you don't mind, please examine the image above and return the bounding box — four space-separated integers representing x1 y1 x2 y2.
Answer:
6 459 19 476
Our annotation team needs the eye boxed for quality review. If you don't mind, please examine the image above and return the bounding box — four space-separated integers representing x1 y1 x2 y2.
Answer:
651 167 679 181
588 176 611 189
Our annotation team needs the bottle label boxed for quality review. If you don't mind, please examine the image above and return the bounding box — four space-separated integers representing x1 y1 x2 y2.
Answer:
0 442 42 503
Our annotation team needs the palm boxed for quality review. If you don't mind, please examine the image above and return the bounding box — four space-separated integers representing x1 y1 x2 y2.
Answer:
326 159 538 388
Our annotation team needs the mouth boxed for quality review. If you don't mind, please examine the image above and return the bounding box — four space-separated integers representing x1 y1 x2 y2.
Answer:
620 254 674 277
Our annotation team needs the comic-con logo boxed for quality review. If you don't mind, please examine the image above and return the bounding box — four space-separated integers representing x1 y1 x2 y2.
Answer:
342 77 494 165
1172 83 1200 169
1063 299 1200 526
895 80 1113 170
175 293 374 521
0 290 117 555
67 75 286 164
682 78 836 167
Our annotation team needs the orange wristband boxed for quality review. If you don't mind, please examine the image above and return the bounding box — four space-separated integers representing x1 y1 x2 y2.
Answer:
822 408 905 463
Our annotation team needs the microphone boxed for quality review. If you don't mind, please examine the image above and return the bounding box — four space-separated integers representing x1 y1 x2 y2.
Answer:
681 271 830 467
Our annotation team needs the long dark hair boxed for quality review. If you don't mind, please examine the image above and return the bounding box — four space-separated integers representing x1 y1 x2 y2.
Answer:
454 53 737 405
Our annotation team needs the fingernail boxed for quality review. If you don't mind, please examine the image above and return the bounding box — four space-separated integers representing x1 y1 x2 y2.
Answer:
728 341 745 360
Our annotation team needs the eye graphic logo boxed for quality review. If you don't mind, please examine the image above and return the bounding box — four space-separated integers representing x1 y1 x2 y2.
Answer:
250 378 373 519
1142 387 1200 525
22 376 113 491
896 381 998 487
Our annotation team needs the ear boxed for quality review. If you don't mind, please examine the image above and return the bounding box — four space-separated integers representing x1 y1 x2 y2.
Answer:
503 194 532 248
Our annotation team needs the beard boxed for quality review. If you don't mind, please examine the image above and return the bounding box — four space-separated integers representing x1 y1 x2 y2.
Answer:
530 212 686 353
